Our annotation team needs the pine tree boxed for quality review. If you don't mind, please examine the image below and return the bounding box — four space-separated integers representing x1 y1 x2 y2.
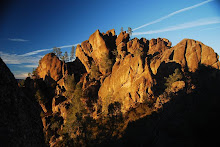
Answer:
121 27 123 33
57 48 62 58
52 47 57 54
53 47 62 59
70 46 75 61
127 27 132 36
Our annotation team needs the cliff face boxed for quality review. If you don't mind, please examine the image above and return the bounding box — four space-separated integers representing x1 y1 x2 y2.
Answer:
0 58 45 146
74 29 219 113
34 29 220 146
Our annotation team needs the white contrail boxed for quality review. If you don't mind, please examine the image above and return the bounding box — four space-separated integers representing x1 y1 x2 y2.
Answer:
133 0 214 31
21 43 80 56
133 17 220 35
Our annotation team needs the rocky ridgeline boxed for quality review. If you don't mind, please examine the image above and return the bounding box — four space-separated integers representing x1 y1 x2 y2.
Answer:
36 29 219 114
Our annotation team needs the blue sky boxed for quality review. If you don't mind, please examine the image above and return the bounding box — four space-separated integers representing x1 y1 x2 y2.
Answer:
0 0 220 79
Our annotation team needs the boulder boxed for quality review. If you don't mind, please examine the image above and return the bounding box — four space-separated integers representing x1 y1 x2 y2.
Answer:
150 39 219 74
36 53 63 81
173 39 219 72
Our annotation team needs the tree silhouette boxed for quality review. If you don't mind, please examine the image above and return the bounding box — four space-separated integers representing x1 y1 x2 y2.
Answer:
70 46 75 61
53 47 62 58
64 51 69 62
127 27 132 36
121 27 123 33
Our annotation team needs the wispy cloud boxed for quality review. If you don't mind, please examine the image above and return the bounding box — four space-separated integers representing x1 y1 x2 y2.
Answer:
198 26 220 31
0 43 80 65
133 17 220 36
23 64 39 68
21 48 53 56
8 38 29 42
133 0 214 31
0 51 41 64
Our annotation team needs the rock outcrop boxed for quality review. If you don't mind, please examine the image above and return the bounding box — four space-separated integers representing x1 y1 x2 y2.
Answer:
0 58 45 146
150 39 220 74
75 29 220 114
98 54 153 113
36 53 63 81
29 29 220 146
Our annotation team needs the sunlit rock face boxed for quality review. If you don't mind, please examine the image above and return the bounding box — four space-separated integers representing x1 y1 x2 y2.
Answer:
36 53 63 81
75 29 220 113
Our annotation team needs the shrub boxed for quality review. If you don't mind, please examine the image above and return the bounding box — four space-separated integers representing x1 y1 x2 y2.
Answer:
90 61 100 80
99 53 113 73
64 74 76 92
164 68 183 91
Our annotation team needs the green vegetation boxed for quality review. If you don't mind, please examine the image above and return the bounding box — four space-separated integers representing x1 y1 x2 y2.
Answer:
164 68 183 92
127 27 132 36
90 61 100 80
64 74 76 92
62 83 85 135
53 47 62 58
100 53 113 74
70 46 75 61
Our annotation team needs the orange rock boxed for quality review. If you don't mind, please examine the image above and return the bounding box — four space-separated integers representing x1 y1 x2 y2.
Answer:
76 41 92 73
36 53 63 81
116 31 129 46
98 54 154 113
173 39 219 72
148 38 171 55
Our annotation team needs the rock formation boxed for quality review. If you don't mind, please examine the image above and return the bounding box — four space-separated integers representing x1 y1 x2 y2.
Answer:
36 53 63 81
15 29 220 146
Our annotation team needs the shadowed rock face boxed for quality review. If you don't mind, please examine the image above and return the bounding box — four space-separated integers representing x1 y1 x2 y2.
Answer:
0 58 45 146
